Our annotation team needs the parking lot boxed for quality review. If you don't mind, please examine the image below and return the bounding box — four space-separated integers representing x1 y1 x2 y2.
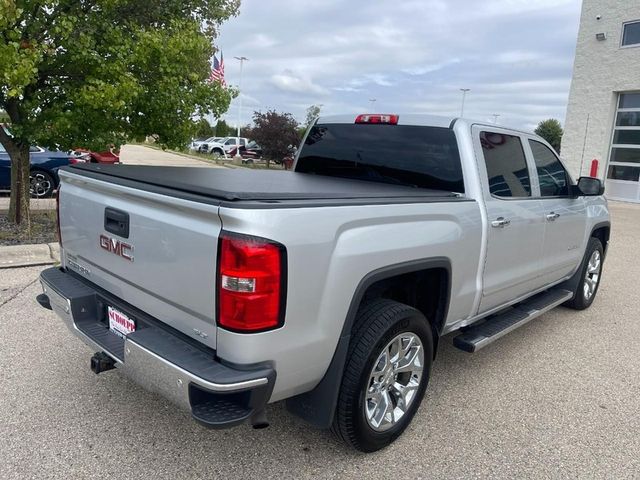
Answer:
0 202 638 479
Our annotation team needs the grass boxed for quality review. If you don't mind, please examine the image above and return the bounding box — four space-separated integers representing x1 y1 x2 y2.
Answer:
0 210 58 246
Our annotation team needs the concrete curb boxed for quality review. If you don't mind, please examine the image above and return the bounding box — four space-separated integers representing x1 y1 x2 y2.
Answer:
0 242 60 269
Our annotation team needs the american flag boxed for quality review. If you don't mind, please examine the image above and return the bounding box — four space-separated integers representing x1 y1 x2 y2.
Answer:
209 53 226 86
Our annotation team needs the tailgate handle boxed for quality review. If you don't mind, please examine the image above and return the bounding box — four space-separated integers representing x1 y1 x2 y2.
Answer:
104 207 130 238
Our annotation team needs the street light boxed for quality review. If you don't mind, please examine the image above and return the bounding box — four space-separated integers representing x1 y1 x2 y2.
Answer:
492 114 500 124
369 98 377 111
234 56 248 162
459 88 470 117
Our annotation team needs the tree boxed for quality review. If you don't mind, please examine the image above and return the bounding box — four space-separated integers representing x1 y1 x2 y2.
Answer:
0 0 238 224
194 118 215 139
305 104 322 127
534 119 564 153
250 110 299 167
215 119 232 137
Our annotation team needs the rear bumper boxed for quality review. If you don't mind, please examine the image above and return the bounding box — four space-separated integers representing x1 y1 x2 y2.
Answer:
38 267 275 429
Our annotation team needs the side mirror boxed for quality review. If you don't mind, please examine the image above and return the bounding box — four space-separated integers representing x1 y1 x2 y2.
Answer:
575 176 604 196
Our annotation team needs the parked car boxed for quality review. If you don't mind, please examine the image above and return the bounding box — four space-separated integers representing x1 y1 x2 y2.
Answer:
0 144 70 197
37 113 609 452
198 137 226 155
70 148 120 165
229 141 263 162
222 137 249 154
190 137 219 151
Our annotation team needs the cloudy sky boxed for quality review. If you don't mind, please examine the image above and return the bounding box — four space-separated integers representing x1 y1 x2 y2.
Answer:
217 0 583 131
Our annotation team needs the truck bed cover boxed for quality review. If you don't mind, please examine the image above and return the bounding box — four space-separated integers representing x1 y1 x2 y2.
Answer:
65 164 468 208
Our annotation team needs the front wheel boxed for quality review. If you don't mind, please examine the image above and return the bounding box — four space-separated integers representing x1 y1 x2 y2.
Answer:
332 299 433 452
29 170 55 198
564 237 604 310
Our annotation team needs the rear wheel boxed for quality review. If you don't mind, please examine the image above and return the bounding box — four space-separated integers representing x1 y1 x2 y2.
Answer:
211 148 224 158
29 170 55 198
332 299 433 452
564 237 604 310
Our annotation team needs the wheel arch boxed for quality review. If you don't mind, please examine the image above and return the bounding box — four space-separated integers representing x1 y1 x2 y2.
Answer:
285 257 451 428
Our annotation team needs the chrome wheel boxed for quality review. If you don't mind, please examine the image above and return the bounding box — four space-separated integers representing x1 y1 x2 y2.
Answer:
29 172 53 198
583 249 601 301
364 332 424 432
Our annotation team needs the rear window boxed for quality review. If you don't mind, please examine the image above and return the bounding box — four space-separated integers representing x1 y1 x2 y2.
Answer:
295 124 464 192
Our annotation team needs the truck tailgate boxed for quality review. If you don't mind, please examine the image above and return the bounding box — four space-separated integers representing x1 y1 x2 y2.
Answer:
58 169 220 348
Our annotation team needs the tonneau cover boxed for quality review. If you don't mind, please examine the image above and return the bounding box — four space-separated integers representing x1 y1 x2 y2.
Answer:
67 164 461 204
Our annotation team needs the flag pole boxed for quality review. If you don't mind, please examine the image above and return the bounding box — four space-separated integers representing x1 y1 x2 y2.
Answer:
234 56 248 143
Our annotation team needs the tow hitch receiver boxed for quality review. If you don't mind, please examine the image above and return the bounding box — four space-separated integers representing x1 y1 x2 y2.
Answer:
91 352 116 374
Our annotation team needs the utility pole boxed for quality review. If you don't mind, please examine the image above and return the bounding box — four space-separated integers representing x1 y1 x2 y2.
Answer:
492 114 500 124
459 88 470 117
234 56 248 140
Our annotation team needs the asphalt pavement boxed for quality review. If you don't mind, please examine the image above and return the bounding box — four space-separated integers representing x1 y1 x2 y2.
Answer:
0 202 638 479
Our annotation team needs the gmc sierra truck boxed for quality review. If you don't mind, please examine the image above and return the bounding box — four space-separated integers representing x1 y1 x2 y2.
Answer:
37 114 610 452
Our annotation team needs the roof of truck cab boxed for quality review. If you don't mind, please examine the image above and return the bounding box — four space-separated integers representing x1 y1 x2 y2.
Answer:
317 113 457 128
316 114 538 137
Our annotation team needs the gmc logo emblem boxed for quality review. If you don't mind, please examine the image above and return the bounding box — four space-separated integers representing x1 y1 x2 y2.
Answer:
99 234 134 262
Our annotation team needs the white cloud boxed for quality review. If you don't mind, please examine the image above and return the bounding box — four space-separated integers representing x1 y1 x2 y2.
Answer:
270 70 329 96
217 0 583 128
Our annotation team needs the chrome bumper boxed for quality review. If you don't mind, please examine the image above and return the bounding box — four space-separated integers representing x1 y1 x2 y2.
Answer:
39 267 274 428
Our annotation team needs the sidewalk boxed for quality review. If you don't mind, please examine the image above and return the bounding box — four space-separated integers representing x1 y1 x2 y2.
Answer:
0 197 56 211
0 242 60 268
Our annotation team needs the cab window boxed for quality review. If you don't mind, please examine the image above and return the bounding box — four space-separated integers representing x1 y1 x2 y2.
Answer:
528 140 569 197
480 131 531 198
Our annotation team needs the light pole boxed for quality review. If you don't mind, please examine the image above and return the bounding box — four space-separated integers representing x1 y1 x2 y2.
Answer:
492 114 500 124
369 98 377 111
234 56 248 158
459 88 470 117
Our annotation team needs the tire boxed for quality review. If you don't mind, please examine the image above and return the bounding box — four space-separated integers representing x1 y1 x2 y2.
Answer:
331 299 433 452
564 237 604 310
29 170 56 198
211 148 224 157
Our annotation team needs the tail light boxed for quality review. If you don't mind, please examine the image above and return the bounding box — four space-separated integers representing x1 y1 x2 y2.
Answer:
217 232 287 332
355 114 399 125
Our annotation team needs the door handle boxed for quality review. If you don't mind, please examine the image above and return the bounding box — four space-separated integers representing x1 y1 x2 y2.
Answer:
491 217 511 228
546 212 560 221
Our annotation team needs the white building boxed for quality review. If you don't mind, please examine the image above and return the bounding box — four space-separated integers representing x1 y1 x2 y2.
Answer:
562 1 640 203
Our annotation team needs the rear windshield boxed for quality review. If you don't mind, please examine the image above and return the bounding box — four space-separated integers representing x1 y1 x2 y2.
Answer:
295 123 464 193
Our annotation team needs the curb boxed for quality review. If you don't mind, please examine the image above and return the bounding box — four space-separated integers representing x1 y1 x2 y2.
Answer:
0 242 60 269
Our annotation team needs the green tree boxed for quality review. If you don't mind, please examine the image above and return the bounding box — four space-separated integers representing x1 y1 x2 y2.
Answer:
305 104 322 127
534 119 564 153
215 119 233 137
0 0 238 224
194 118 215 139
250 110 299 167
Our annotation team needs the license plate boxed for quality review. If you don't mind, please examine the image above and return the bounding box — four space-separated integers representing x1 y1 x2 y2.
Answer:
108 306 136 338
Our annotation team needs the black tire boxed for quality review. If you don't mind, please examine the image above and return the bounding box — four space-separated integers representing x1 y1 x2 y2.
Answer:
564 237 604 310
29 170 56 198
212 148 224 157
331 299 433 452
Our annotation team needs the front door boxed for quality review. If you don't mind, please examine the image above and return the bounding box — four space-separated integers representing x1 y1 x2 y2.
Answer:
525 138 587 282
473 127 547 313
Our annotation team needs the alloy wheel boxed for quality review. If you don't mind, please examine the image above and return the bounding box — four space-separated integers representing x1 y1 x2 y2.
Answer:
583 249 601 301
364 332 424 432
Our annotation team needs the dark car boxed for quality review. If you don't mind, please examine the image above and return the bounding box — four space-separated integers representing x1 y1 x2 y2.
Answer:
0 144 71 198
229 141 263 163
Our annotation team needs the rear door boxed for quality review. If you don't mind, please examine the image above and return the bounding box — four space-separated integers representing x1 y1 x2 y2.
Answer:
525 138 587 283
58 169 221 348
473 127 547 313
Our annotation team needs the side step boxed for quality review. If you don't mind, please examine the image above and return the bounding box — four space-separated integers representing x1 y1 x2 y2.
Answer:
453 288 573 353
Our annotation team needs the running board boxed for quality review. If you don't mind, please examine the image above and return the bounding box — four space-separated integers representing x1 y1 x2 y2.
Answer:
453 288 573 353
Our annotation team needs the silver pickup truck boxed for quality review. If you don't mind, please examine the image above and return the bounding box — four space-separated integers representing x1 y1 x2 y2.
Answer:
37 114 610 452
